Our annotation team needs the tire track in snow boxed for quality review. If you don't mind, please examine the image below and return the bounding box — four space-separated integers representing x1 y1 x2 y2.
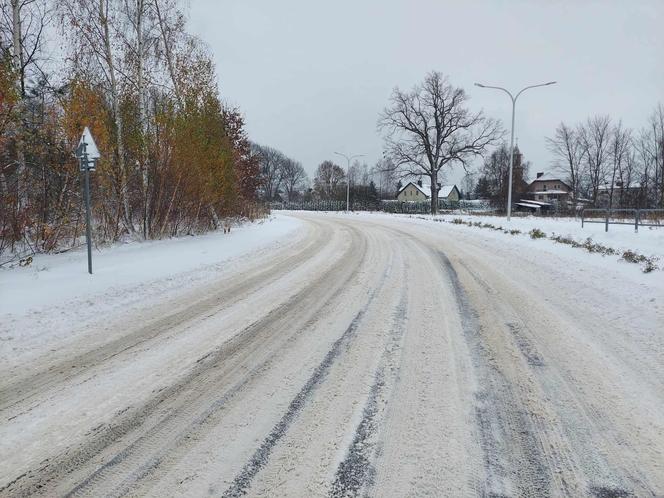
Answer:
452 250 649 497
221 244 395 498
329 263 409 497
438 251 554 498
220 310 365 498
5 222 363 497
0 221 332 415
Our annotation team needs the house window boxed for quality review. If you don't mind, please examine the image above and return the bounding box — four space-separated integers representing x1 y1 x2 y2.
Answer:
543 184 547 191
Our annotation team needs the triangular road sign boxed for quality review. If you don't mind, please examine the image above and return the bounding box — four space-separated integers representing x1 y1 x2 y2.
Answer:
76 127 101 160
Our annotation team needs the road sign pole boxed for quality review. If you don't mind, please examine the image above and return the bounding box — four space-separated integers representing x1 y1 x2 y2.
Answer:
76 127 100 275
83 157 93 274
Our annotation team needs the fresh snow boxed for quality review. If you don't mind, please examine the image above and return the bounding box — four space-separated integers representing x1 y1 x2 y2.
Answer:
1 211 663 496
346 211 664 263
0 215 303 368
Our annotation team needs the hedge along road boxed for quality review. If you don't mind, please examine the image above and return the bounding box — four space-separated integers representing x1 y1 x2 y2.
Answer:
1 212 663 497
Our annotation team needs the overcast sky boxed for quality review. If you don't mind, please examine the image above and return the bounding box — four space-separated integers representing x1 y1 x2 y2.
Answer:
189 0 663 186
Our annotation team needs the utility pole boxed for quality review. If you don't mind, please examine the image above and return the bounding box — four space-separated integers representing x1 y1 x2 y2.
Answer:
334 151 365 212
474 81 556 220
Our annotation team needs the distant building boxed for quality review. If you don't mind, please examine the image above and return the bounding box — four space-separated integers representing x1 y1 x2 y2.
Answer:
396 180 460 202
527 172 573 205
597 182 643 208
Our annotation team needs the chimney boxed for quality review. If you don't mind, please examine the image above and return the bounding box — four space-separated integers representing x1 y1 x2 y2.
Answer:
417 179 422 187
536 172 544 179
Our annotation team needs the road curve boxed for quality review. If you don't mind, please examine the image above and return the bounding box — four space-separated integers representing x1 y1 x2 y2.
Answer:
1 213 663 497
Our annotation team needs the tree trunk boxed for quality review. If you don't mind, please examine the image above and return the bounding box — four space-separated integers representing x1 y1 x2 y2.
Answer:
11 0 26 211
430 170 438 214
100 0 133 233
135 0 150 239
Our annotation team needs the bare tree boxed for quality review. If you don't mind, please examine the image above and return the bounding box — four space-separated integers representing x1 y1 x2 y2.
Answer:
152 0 190 105
280 158 307 201
313 160 345 200
577 115 612 203
546 122 585 201
645 103 664 206
372 157 398 199
252 143 286 201
478 143 530 208
378 71 501 213
607 121 632 208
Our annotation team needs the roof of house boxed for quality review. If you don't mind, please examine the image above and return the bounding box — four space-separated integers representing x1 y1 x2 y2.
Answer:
531 172 564 182
597 183 642 191
529 173 572 192
400 182 458 198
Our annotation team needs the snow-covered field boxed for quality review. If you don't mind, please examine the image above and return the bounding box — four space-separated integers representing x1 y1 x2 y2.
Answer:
1 211 663 497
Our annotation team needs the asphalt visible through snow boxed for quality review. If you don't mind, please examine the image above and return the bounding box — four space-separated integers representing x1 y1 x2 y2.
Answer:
1 213 663 497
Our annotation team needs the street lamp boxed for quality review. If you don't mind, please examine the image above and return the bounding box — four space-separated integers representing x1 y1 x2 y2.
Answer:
334 151 365 212
474 81 556 221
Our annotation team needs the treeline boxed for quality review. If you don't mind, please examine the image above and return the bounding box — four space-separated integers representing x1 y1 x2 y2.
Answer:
474 144 531 207
547 108 664 208
252 143 308 201
471 106 664 210
0 0 261 258
253 146 399 206
310 159 396 206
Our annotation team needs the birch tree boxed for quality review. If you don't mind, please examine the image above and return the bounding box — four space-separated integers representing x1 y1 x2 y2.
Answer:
1 0 50 209
60 0 135 231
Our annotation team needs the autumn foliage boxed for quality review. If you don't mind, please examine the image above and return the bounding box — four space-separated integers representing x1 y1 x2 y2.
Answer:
0 0 263 260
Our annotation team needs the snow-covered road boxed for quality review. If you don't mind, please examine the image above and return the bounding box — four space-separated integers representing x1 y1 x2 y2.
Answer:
1 213 663 497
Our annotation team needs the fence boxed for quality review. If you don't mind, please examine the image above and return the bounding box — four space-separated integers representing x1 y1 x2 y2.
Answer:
581 208 664 232
269 199 494 214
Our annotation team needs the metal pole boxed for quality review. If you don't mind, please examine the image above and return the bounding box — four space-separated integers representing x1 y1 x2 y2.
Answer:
84 164 93 274
474 81 556 222
334 152 365 213
507 97 516 221
346 157 350 213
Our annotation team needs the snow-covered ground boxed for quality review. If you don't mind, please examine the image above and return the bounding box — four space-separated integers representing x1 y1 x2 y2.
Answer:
1 211 663 497
0 215 303 368
348 211 664 270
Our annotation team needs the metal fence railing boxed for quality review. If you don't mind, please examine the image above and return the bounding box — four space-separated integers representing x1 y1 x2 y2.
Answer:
269 199 494 214
581 208 664 232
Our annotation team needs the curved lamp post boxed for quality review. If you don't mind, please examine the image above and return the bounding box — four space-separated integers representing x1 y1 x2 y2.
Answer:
334 151 365 212
474 81 556 221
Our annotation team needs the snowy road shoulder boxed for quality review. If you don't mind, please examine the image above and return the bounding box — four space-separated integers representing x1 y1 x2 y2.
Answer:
333 211 664 276
0 214 305 368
